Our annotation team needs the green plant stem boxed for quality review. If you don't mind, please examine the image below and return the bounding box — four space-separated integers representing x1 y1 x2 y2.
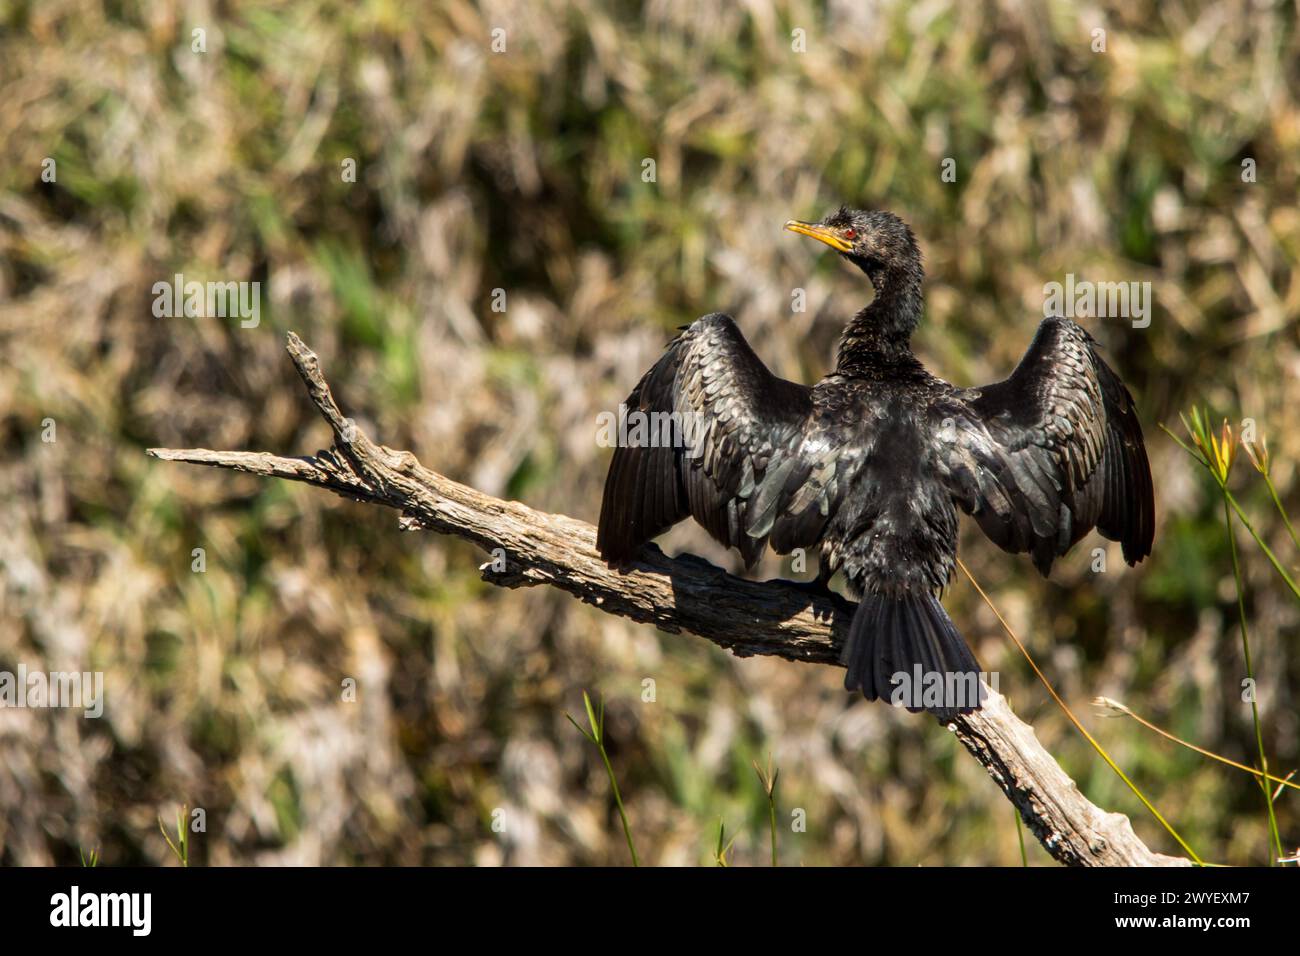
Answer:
1261 473 1300 554
597 740 640 867
569 693 640 867
1222 497 1285 864
767 790 778 867
714 819 735 866
1164 424 1300 601
1223 487 1300 602
1015 809 1028 866
752 757 780 866
159 805 189 866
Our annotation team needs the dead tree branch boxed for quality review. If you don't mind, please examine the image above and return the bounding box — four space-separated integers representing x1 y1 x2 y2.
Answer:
147 332 1189 867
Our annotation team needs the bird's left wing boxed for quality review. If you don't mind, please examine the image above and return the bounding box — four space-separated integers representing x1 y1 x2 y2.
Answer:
597 313 845 567
931 316 1154 576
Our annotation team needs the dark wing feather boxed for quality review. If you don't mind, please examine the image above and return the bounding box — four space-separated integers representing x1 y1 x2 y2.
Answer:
597 313 843 567
932 316 1154 575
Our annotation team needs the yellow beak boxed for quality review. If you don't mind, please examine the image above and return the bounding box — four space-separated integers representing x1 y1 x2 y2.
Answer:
784 220 854 253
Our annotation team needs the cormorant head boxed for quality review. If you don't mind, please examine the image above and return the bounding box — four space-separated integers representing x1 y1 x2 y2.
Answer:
785 207 921 287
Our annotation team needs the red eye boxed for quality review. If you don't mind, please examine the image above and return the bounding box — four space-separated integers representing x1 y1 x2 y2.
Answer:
843 228 856 239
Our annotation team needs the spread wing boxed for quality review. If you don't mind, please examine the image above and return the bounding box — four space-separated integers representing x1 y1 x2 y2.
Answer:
597 313 848 567
932 316 1154 576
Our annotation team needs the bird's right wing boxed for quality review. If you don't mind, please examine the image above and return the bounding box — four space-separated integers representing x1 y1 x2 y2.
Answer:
597 313 846 567
930 316 1154 576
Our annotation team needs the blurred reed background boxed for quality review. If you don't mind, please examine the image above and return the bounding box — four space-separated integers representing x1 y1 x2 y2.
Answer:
0 0 1297 866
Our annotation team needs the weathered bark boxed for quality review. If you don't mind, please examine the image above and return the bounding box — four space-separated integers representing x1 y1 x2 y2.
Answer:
148 332 1189 867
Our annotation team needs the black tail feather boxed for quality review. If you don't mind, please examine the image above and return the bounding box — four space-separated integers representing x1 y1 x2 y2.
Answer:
842 592 984 720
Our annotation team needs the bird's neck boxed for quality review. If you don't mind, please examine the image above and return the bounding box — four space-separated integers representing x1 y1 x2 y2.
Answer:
835 265 922 372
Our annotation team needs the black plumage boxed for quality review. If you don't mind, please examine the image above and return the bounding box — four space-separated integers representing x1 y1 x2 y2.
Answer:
596 208 1154 719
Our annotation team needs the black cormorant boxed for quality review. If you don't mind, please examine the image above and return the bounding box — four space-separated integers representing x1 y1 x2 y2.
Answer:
596 208 1154 719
